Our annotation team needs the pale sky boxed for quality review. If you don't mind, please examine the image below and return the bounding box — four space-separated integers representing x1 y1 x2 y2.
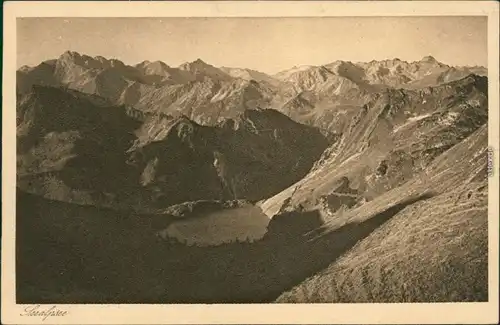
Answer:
17 17 487 74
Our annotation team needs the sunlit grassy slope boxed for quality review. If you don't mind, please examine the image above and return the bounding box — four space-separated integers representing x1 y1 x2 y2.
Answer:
276 125 488 302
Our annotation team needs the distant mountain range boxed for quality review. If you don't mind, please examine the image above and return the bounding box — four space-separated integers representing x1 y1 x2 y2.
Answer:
16 51 489 304
18 51 486 128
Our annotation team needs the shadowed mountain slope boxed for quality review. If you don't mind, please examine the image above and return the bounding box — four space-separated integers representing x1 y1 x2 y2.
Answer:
17 85 329 210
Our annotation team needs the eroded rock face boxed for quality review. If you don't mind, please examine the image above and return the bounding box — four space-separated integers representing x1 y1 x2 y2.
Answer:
260 74 488 218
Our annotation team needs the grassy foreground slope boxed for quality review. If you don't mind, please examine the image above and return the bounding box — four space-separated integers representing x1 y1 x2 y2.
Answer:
277 125 488 302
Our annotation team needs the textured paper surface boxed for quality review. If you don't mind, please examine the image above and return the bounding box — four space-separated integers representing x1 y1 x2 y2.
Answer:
2 1 499 324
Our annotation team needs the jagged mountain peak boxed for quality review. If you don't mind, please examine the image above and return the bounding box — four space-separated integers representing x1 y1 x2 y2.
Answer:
59 50 87 62
274 65 335 85
179 58 212 69
60 50 80 59
421 55 438 62
178 58 232 81
292 65 315 70
219 66 279 85
136 60 170 69
274 65 318 78
151 60 170 68
135 60 152 67
134 60 176 79
58 50 127 70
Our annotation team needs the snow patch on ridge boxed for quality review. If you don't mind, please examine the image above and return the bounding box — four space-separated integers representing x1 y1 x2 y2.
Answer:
393 113 432 133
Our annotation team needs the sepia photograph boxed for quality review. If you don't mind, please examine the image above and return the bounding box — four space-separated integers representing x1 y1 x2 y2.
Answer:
2 1 499 324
